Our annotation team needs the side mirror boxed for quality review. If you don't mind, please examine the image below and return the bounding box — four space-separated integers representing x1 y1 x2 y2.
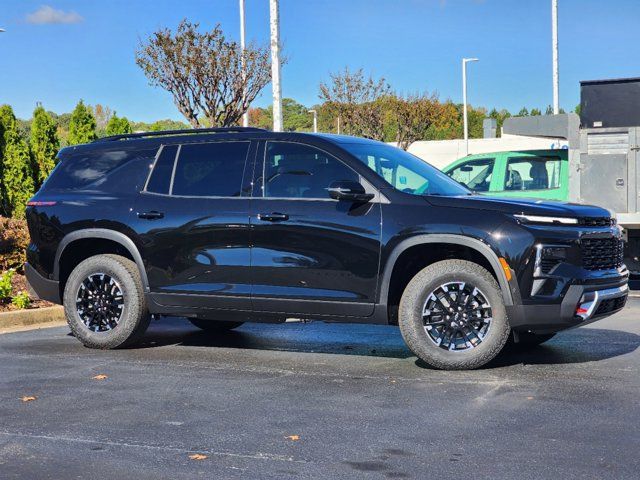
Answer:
327 180 374 203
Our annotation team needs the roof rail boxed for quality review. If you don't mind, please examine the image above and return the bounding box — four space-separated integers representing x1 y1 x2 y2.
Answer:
94 127 267 143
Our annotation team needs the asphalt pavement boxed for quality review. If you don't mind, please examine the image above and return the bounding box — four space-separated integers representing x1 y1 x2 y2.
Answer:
1 299 639 479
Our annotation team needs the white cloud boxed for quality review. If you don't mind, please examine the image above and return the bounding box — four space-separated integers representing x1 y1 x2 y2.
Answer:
26 5 83 25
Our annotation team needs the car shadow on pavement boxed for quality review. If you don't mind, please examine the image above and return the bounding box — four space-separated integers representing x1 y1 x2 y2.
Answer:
485 327 640 368
135 317 640 367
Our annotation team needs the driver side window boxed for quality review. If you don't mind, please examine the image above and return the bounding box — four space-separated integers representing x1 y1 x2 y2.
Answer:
262 142 358 199
448 157 495 192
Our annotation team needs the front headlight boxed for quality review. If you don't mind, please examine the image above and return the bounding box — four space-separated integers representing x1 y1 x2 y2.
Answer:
513 214 578 225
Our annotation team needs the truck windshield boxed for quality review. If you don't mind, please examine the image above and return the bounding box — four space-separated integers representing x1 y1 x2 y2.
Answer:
340 142 471 196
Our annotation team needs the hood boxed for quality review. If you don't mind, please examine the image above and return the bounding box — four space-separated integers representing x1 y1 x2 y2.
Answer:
425 195 611 219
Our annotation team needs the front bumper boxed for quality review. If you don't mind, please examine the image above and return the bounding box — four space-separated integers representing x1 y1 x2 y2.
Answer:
506 280 629 334
25 262 61 304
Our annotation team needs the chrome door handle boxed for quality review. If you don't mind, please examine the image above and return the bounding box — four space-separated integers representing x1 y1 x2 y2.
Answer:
258 212 289 222
138 211 164 220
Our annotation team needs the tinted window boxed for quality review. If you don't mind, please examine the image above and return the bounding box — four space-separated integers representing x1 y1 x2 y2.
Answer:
503 156 562 191
448 158 495 192
172 142 249 197
263 142 358 199
42 148 157 191
146 145 177 194
340 142 470 196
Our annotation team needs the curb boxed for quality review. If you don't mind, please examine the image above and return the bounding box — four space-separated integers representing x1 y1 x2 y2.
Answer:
0 305 66 333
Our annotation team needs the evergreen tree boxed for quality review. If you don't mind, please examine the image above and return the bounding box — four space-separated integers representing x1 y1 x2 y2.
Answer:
517 107 529 117
68 100 97 145
105 113 133 136
530 108 542 116
30 105 60 186
0 105 35 218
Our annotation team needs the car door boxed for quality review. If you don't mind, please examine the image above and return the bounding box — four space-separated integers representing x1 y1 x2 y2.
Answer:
133 139 255 310
249 140 382 317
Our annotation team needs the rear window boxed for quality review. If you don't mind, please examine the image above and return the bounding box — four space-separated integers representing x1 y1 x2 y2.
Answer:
43 147 157 192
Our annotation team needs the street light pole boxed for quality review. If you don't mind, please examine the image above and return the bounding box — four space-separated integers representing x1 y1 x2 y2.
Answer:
269 0 283 132
239 0 249 127
552 0 560 114
462 57 478 157
308 110 318 133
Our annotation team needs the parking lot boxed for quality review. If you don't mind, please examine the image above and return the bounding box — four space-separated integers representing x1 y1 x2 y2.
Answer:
1 298 639 479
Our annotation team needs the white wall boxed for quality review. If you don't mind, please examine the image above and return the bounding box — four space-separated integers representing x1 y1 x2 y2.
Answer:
398 134 569 170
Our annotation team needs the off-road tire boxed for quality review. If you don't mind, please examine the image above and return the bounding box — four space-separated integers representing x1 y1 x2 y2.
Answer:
188 318 244 331
63 254 150 349
398 259 511 370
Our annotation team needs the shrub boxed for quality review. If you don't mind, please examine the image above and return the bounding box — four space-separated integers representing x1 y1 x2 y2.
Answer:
11 290 31 309
0 216 29 272
0 269 14 300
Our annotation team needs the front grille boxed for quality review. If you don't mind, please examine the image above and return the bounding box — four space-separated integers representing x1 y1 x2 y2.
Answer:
540 258 559 274
594 295 627 316
578 217 615 227
580 237 624 270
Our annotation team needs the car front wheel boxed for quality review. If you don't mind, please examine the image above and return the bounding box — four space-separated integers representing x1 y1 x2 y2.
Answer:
398 259 511 370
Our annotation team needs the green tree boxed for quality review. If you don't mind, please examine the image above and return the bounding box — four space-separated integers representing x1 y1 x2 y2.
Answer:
517 107 529 117
530 108 542 116
30 105 60 186
68 100 97 145
489 108 511 137
0 105 35 218
105 113 133 136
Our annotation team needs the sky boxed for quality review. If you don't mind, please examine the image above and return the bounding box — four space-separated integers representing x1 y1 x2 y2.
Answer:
1 0 639 122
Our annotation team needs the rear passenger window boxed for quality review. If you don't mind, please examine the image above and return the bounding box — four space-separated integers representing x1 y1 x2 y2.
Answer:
504 156 562 191
43 148 157 191
171 142 249 197
146 145 177 194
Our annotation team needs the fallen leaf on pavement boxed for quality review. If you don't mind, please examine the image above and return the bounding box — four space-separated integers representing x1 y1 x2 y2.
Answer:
92 374 108 380
21 396 37 402
285 435 300 441
188 454 208 460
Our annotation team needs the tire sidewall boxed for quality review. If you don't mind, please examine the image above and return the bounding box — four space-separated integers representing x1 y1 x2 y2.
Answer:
63 256 143 349
399 261 510 370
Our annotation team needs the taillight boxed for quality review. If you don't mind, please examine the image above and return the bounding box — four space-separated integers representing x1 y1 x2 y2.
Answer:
26 201 57 207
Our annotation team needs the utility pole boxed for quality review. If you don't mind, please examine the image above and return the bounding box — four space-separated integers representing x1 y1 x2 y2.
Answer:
308 109 318 133
239 0 249 127
269 0 283 132
552 0 560 114
462 57 478 157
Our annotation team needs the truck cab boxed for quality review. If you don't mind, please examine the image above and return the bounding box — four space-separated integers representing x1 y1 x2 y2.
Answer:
442 149 569 201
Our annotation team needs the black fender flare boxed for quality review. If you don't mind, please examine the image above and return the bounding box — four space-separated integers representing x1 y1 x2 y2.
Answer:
53 229 149 291
378 234 517 307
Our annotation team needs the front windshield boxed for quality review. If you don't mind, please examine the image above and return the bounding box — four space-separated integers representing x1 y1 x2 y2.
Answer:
340 142 471 196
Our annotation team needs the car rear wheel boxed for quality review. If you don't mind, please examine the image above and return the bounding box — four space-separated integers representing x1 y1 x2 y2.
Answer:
63 254 150 349
398 260 511 370
188 318 244 331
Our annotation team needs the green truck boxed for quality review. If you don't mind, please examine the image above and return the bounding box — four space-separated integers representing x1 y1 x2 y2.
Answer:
442 149 569 201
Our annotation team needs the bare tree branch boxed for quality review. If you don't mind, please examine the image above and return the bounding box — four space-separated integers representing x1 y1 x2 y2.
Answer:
319 68 391 140
135 20 274 128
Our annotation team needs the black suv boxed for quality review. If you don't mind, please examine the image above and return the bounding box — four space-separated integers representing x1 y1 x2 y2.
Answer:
25 127 629 369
